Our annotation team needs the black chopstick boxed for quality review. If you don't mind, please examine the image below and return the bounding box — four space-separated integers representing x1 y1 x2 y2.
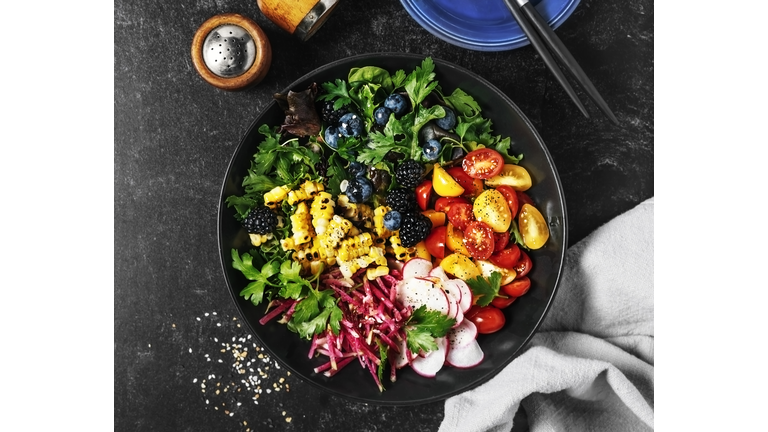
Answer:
503 0 619 125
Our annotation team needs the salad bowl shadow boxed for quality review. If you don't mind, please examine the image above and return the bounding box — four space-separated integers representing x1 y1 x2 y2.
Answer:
218 52 567 405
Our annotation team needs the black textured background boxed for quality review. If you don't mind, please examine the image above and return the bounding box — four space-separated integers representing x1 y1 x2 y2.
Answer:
114 0 653 430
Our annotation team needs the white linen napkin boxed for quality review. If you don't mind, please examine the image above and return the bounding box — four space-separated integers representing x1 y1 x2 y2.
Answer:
439 197 654 432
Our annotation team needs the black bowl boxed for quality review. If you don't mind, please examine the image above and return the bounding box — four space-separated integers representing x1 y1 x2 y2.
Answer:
218 53 567 405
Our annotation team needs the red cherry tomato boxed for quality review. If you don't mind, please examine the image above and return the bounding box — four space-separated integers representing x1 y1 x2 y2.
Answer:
434 196 470 213
513 250 533 277
462 149 505 179
425 225 448 259
491 295 517 309
517 191 535 208
495 185 520 219
446 166 484 198
465 305 481 320
493 231 510 252
488 245 521 269
447 202 475 231
415 180 433 211
466 305 506 334
462 220 495 260
501 277 531 297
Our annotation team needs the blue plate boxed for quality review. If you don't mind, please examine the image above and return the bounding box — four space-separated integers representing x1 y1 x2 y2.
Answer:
401 0 581 52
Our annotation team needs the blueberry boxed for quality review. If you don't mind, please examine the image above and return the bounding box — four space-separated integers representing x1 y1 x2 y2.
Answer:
423 139 442 161
346 177 373 203
348 161 366 178
384 93 409 117
338 112 364 137
374 106 393 127
383 210 402 231
324 126 342 149
435 106 457 130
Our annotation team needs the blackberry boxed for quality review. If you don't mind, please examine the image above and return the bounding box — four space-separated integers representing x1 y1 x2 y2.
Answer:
398 212 432 248
395 160 424 189
321 101 349 125
385 187 417 213
242 206 278 234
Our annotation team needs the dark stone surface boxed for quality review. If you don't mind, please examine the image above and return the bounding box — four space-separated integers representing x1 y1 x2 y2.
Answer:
114 0 652 430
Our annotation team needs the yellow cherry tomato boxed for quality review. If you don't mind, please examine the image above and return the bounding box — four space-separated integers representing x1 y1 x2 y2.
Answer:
472 189 512 233
410 241 432 261
446 222 471 256
422 209 446 228
484 164 532 191
474 259 516 286
518 203 550 249
440 252 481 280
432 164 465 197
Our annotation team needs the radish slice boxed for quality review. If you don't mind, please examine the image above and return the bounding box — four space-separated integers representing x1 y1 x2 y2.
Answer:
441 277 463 307
402 257 433 279
428 266 449 281
410 337 448 377
396 277 450 315
447 319 477 349
444 279 472 312
394 338 409 369
445 338 484 369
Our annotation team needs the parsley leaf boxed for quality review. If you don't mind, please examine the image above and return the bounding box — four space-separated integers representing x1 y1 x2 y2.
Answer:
231 249 280 306
404 305 455 354
465 271 503 307
318 79 353 110
404 57 438 107
443 87 481 117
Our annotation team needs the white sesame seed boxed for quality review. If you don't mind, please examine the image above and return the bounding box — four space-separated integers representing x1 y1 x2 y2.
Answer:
196 317 200 321
189 348 192 353
193 378 197 383
205 313 209 317
217 323 221 327
212 312 217 315
148 344 151 348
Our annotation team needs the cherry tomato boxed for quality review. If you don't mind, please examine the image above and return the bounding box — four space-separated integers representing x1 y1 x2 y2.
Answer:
475 259 516 285
465 305 481 320
432 164 465 197
493 231 510 252
473 189 512 233
422 209 446 228
495 185 520 219
513 250 532 277
501 277 531 297
415 180 433 211
462 149 505 179
489 245 522 269
517 191 535 208
463 221 495 260
446 222 472 257
440 252 481 280
425 225 448 259
518 204 550 250
491 295 517 309
447 202 475 231
446 166 484 198
484 164 532 190
465 305 506 334
434 196 470 214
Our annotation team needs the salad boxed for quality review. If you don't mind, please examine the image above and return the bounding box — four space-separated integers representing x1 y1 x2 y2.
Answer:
226 57 550 391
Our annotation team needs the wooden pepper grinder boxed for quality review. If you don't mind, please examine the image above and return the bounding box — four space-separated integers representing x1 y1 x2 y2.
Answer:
256 0 340 41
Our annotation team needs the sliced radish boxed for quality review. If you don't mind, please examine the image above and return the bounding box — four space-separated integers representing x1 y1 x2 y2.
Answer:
396 277 450 315
428 266 449 281
444 278 472 312
394 337 409 369
445 339 484 369
410 337 448 378
402 257 433 279
447 319 477 349
441 277 463 306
